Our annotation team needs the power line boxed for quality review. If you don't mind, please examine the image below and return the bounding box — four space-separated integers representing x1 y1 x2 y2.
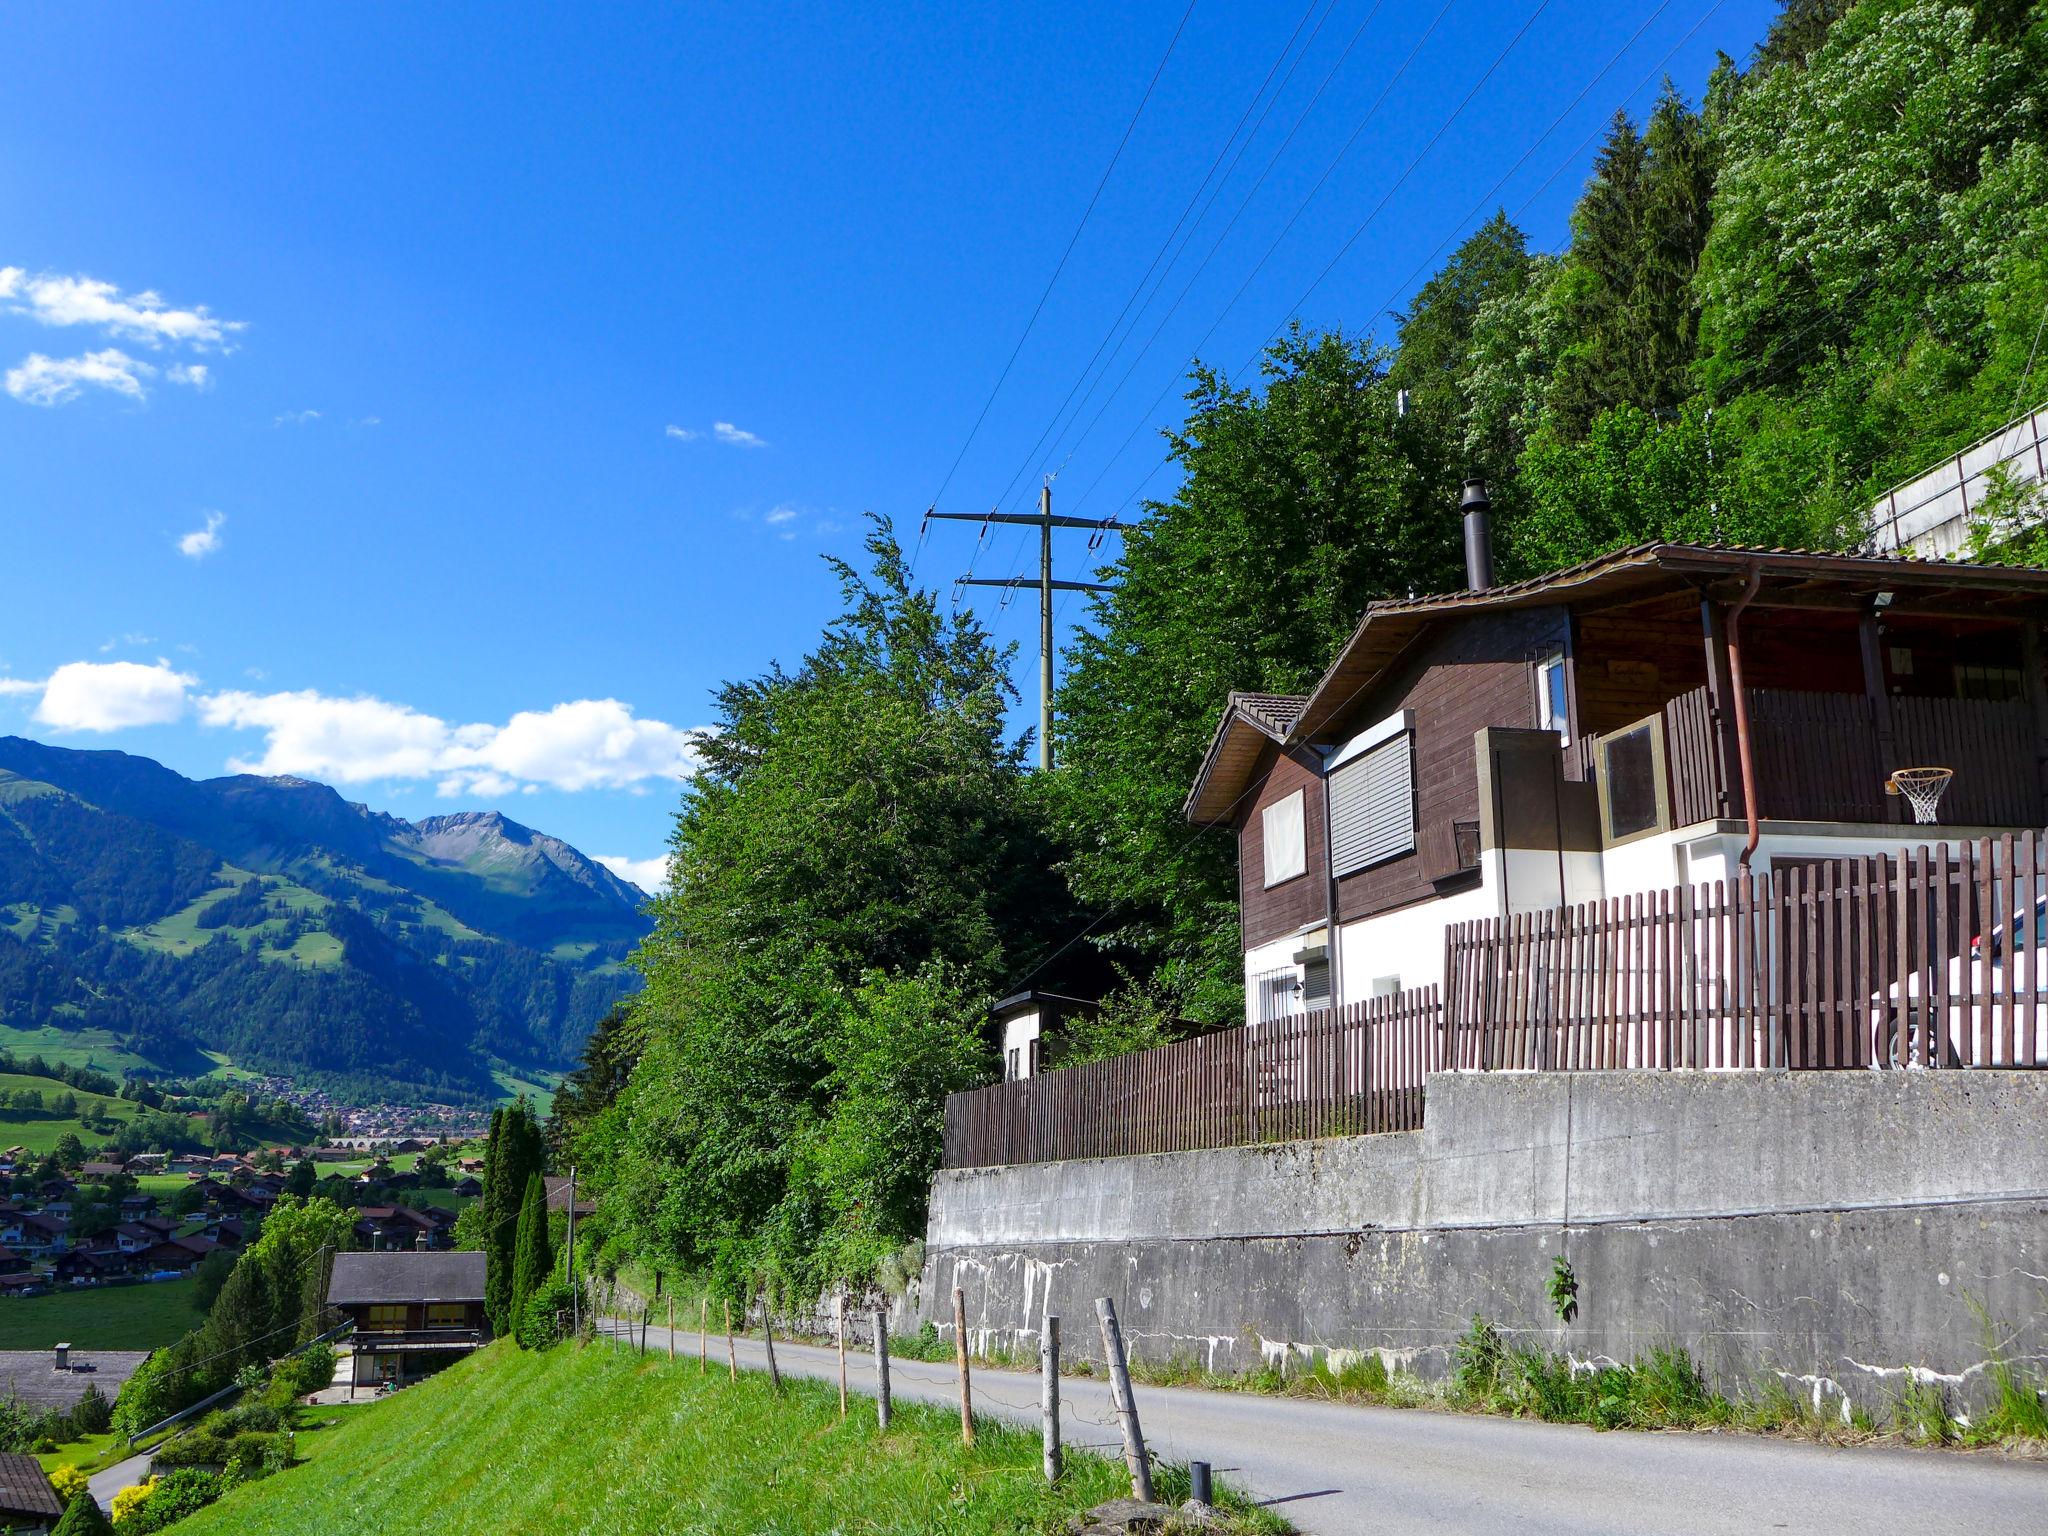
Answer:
974 0 1383 592
917 0 1200 562
1085 0 1723 530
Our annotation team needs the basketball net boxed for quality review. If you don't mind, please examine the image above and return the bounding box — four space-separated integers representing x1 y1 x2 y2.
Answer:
1886 767 1954 825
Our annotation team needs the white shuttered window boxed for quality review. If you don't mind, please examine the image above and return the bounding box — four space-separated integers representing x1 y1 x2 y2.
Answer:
1328 733 1414 875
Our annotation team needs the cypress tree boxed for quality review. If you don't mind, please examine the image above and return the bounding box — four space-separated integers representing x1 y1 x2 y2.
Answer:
510 1171 553 1342
54 1491 115 1536
481 1106 512 1333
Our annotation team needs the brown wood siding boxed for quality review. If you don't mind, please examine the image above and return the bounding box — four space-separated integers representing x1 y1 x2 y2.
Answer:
1325 607 1568 925
1235 742 1329 951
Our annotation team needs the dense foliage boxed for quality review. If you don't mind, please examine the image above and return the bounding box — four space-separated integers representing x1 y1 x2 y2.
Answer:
567 521 1073 1297
480 1101 546 1334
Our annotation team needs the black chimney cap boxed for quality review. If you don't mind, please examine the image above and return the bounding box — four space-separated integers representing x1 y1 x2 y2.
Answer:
1459 478 1490 513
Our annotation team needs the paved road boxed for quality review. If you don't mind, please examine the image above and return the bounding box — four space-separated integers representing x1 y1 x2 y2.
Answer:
89 1449 151 1511
605 1318 2047 1536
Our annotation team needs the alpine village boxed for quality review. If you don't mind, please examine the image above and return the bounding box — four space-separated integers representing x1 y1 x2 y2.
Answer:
3 3 2048 1533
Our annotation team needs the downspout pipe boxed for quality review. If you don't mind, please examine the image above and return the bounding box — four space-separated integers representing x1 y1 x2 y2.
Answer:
1725 566 1764 868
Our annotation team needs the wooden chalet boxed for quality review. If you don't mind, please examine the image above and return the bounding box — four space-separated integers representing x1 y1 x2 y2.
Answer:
1188 495 2048 1023
0 1453 60 1534
326 1250 488 1393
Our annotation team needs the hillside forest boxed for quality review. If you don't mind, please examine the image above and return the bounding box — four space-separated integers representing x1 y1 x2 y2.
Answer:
561 0 2048 1300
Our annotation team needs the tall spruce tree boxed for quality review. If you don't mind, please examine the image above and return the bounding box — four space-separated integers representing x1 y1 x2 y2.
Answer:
510 1171 553 1341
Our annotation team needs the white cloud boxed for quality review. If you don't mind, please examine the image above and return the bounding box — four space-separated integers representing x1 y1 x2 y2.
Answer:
97 633 158 653
354 416 380 428
763 505 798 526
712 421 766 448
177 511 226 560
200 689 455 782
5 348 154 406
0 677 40 698
196 687 707 796
14 659 197 732
595 854 668 895
1 269 243 349
664 424 698 441
272 409 321 426
166 363 210 390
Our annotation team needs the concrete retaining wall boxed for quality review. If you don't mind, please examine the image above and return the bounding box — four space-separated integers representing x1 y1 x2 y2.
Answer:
913 1071 2048 1417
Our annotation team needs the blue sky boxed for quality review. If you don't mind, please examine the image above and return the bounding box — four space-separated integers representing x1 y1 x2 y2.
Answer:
0 1 1777 888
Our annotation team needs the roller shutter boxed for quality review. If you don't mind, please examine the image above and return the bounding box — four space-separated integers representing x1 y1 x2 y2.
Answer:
1328 733 1414 876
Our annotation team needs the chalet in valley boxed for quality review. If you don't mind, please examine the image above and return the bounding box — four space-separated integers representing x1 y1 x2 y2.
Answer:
326 1249 488 1393
1185 485 2048 1025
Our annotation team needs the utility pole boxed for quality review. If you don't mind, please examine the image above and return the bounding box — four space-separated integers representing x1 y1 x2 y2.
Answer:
926 483 1118 770
565 1165 577 1340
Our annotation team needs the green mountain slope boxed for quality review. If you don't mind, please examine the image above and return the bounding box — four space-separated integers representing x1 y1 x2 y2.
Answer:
0 738 651 1103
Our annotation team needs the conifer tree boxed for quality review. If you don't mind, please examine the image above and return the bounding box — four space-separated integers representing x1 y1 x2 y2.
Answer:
54 1490 115 1536
484 1101 544 1334
510 1171 553 1342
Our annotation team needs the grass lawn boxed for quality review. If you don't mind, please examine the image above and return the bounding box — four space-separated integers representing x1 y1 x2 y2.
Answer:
175 1339 1287 1536
39 1430 127 1480
0 1278 199 1351
491 1067 560 1115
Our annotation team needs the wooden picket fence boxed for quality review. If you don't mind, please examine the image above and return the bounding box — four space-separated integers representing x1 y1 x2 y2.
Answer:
941 989 1440 1169
941 832 2048 1168
1447 832 2047 1073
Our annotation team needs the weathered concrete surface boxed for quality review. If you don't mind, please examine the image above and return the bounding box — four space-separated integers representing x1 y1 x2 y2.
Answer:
917 1071 2048 1417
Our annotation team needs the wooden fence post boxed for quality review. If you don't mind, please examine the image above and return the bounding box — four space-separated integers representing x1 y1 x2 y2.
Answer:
952 1285 974 1446
873 1308 892 1430
761 1288 782 1391
667 1296 675 1361
1040 1314 1062 1483
1094 1296 1152 1503
699 1296 708 1372
724 1298 736 1381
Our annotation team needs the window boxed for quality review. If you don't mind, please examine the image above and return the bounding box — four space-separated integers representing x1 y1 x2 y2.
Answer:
1328 733 1415 876
1261 790 1306 886
1535 653 1569 742
426 1303 468 1328
1956 662 2023 701
366 1304 408 1329
1252 968 1302 1023
1597 719 1665 841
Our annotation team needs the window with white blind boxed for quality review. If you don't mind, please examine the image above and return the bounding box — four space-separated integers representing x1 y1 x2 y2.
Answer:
1327 732 1415 876
1261 790 1306 886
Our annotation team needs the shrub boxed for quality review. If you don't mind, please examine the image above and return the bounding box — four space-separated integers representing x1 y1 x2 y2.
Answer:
517 1278 575 1351
150 1429 228 1470
121 1469 222 1533
110 1477 155 1526
49 1465 89 1505
1451 1317 1506 1403
267 1347 337 1405
222 1431 282 1485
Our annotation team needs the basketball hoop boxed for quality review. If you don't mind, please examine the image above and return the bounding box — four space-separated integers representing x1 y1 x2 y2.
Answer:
1886 766 1954 825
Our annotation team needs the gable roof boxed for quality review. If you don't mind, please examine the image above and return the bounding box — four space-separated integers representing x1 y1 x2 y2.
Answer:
327 1249 486 1307
1184 692 1310 826
1185 543 2048 823
0 1452 59 1521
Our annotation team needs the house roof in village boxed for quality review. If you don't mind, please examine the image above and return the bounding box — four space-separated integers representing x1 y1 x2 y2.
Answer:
327 1250 485 1307
0 1453 60 1521
0 1352 150 1414
1186 543 2048 823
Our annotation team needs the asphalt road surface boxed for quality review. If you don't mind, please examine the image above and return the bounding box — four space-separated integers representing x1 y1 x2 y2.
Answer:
607 1317 2048 1536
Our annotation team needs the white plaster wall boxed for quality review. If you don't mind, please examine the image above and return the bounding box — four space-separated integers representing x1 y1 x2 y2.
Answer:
1337 874 1498 996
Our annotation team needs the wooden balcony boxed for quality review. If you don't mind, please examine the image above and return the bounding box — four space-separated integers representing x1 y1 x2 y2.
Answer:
349 1327 485 1353
1635 685 2043 830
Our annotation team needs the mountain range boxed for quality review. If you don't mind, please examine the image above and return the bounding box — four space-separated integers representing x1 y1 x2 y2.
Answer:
0 736 652 1104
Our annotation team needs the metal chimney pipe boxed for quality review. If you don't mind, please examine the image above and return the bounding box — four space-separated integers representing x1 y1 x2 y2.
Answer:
1460 479 1495 590
415 1232 429 1252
